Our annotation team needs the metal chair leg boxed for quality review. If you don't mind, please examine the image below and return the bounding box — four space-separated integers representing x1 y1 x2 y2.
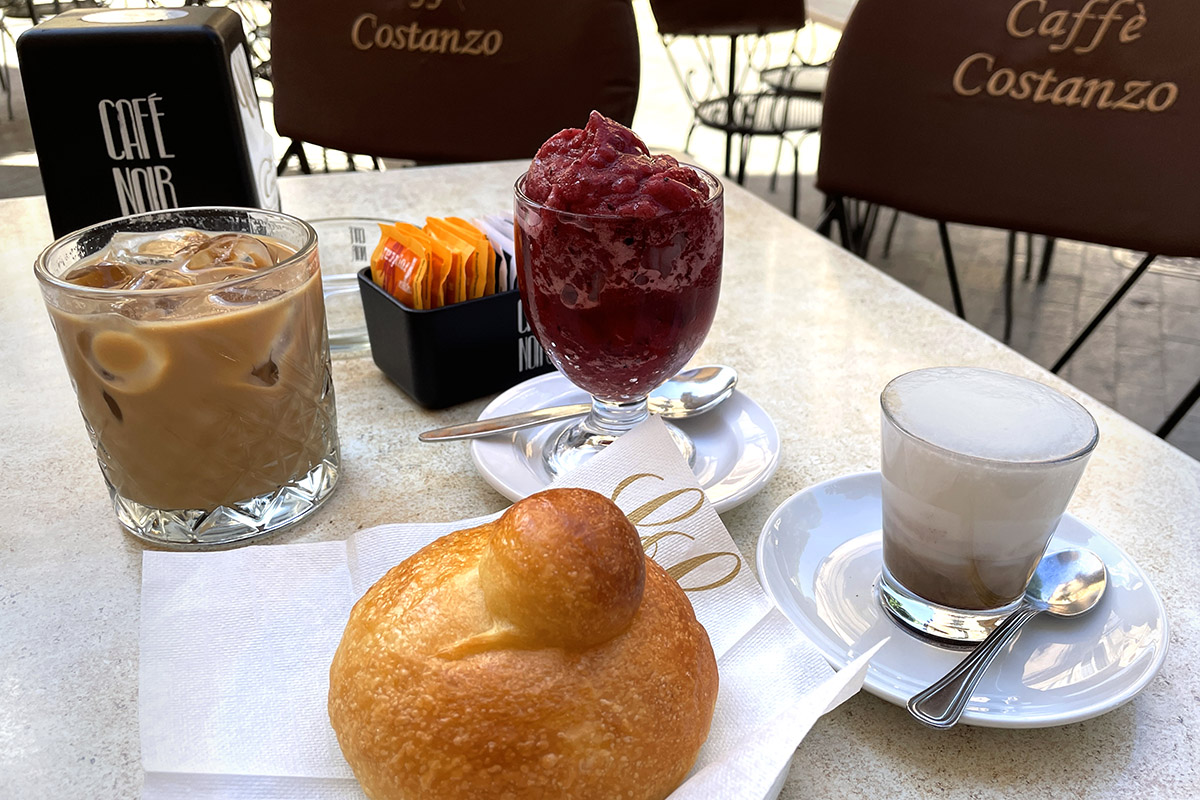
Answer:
882 209 901 258
723 33 738 178
1038 237 1056 283
736 133 751 186
816 195 840 237
1004 231 1016 343
770 136 785 193
276 139 311 176
858 204 881 260
1022 232 1034 280
1051 252 1157 373
1157 376 1200 439
817 195 851 251
790 140 800 219
937 222 967 319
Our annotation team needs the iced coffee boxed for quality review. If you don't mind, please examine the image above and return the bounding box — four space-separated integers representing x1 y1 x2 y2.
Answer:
36 208 340 547
878 367 1098 641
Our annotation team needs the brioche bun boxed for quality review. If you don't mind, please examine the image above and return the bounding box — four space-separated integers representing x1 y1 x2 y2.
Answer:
328 488 718 800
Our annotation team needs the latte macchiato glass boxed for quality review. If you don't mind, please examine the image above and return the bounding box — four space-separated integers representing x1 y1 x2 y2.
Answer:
878 367 1098 642
35 208 340 548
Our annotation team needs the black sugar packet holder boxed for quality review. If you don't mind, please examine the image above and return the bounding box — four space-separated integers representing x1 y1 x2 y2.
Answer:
356 215 554 409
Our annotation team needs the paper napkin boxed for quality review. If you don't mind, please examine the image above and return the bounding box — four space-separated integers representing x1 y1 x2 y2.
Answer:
140 416 877 800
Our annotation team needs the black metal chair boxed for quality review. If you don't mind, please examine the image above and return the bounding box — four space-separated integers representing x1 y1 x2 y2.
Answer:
649 0 822 218
816 0 1200 438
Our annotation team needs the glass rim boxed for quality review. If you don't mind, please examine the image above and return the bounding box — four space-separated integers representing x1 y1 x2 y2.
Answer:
513 161 724 221
33 205 319 298
880 366 1100 467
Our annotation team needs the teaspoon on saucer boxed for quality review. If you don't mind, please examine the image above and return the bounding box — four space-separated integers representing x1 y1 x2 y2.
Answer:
907 548 1108 729
417 365 738 442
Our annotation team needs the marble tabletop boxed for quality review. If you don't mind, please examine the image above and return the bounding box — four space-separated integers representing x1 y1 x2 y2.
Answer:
2 160 1197 798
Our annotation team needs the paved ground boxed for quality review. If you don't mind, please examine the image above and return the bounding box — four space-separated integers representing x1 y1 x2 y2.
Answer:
3 1 1197 458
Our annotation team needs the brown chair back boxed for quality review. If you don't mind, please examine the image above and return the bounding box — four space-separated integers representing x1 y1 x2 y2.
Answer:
271 0 639 162
816 0 1200 256
649 0 807 36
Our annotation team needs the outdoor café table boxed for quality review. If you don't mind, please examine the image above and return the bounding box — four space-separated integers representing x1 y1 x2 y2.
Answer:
2 160 1197 798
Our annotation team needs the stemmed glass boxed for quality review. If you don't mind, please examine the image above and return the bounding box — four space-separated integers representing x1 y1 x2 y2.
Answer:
514 165 724 475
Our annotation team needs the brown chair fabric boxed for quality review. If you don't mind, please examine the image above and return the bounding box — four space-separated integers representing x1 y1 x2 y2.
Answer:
270 0 639 163
816 0 1200 257
649 0 807 36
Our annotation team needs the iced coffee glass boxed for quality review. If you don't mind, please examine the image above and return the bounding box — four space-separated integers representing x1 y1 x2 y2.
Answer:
878 367 1098 642
35 207 340 548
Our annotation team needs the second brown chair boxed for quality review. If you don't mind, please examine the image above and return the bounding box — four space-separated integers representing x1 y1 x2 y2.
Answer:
816 0 1200 436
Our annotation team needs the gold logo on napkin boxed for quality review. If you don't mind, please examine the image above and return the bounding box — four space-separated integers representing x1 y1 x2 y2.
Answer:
613 473 742 593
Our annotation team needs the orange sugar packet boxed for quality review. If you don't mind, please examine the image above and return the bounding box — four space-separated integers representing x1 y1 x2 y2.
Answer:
445 217 497 297
393 222 453 309
371 223 428 309
425 217 482 301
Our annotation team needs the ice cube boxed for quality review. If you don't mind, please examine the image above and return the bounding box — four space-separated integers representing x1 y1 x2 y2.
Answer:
264 239 296 263
249 357 280 386
118 296 183 321
137 229 210 258
87 329 168 392
183 233 275 273
62 260 136 289
194 264 260 285
212 285 284 305
127 268 197 290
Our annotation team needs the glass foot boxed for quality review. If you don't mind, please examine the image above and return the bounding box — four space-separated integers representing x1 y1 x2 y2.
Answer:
876 568 1021 644
544 417 696 476
110 453 340 549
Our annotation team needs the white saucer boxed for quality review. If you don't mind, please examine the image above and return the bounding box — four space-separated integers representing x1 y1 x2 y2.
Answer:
757 471 1169 728
470 372 780 512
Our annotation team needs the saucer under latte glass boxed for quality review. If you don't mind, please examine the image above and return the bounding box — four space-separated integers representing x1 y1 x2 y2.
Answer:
35 207 340 548
877 367 1099 643
514 167 724 475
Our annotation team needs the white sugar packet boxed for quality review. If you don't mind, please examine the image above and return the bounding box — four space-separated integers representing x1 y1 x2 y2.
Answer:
140 416 879 800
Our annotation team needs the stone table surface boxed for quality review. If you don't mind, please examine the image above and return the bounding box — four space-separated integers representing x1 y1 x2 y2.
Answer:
2 161 1197 798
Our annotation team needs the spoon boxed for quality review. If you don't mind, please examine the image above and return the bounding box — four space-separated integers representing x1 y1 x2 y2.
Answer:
907 548 1107 729
417 365 738 442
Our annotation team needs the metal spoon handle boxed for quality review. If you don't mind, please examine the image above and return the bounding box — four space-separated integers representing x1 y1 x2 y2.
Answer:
418 403 591 441
907 605 1043 728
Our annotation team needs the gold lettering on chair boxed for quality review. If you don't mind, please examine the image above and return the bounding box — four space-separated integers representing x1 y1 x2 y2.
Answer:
349 5 503 57
953 1 1174 113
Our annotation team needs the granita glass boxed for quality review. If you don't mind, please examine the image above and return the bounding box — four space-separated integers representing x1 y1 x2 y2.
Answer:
514 166 723 475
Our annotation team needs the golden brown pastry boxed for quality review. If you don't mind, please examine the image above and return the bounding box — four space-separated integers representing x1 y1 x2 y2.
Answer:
328 487 718 800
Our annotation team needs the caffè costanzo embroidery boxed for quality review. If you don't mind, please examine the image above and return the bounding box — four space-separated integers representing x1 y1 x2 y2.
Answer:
350 0 502 56
951 0 1177 112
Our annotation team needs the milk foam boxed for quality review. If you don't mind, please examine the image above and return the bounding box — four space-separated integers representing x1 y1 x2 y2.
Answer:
882 367 1097 463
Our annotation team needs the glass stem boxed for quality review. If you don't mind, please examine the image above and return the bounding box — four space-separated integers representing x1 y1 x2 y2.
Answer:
584 395 650 436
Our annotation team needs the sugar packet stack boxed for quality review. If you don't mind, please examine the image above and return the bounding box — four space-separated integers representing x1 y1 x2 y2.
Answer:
139 417 879 800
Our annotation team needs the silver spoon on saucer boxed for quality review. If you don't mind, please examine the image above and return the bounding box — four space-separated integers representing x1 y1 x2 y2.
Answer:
418 365 739 442
907 548 1107 729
